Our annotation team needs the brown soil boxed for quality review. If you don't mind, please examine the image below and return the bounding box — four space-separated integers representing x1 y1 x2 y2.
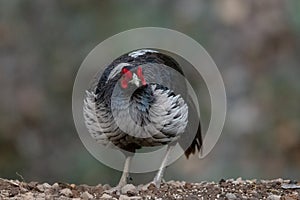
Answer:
0 178 299 199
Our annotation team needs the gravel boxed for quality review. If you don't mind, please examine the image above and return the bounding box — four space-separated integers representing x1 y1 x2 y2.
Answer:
0 177 299 199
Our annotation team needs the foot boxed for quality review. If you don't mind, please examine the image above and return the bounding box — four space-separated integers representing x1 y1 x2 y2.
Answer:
151 176 166 188
104 183 125 195
152 179 161 188
143 178 166 190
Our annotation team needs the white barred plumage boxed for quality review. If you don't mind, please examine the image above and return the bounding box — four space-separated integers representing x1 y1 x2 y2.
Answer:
83 49 202 189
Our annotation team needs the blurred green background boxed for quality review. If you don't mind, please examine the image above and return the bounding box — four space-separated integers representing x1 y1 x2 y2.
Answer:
0 0 300 185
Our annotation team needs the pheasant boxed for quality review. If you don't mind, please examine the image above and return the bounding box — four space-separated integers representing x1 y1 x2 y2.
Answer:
83 49 202 188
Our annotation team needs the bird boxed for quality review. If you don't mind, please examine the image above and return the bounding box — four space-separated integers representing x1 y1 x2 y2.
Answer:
83 49 202 189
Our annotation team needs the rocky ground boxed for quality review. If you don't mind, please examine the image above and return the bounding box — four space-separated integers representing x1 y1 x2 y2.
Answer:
0 178 299 199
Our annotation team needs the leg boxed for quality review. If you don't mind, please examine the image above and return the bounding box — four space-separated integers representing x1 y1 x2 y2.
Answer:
117 155 132 188
153 145 174 187
106 155 133 194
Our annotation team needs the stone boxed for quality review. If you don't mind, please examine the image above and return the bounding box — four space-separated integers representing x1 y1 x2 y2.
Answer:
232 177 243 184
119 194 142 200
226 192 237 200
23 192 34 200
101 193 113 199
43 183 51 188
60 188 73 197
102 184 111 190
80 191 93 200
36 184 45 192
267 194 281 200
52 183 59 189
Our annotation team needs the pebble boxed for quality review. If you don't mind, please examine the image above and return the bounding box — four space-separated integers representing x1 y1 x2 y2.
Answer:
1 178 299 199
52 183 59 189
35 195 46 200
81 191 93 200
267 194 281 200
226 192 237 200
43 183 51 188
36 184 45 192
282 183 300 189
103 184 111 190
119 194 142 200
101 193 113 199
60 188 73 197
23 192 34 200
283 193 299 200
232 177 243 184
168 180 184 187
272 178 284 183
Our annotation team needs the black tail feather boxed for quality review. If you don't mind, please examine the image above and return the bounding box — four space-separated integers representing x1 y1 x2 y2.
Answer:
184 122 202 158
178 96 203 158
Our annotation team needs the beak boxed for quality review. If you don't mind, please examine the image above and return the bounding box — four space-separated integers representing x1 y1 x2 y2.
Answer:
129 73 140 87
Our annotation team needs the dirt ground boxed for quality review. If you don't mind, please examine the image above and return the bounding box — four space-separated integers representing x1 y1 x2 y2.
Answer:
0 178 299 199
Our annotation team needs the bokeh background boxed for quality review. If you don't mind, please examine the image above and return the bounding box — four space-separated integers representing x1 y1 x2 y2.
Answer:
1 0 300 185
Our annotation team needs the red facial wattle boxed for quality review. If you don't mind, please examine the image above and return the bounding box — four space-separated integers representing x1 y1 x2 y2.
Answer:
120 66 146 89
121 68 132 89
137 66 146 86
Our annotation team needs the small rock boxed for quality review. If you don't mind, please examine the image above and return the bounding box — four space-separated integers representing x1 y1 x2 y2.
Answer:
81 191 93 200
177 189 183 192
9 187 19 197
272 178 283 183
35 193 45 200
282 193 299 200
27 182 38 189
147 183 158 191
101 193 113 199
36 184 44 192
20 186 28 193
226 193 237 200
121 184 138 195
282 183 300 189
232 177 243 184
267 194 281 200
119 194 142 200
103 184 111 190
60 188 73 197
168 180 184 187
43 183 51 188
52 183 59 189
184 182 193 189
23 192 34 200
43 183 51 190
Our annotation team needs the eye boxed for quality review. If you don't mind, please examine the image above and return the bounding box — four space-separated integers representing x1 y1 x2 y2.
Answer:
121 67 132 78
121 67 129 74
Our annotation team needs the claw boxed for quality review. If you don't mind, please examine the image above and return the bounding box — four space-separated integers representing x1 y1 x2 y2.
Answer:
143 180 163 190
104 184 123 195
152 179 161 188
